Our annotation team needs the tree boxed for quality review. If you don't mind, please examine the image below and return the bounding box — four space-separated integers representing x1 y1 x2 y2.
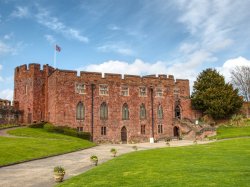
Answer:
230 66 250 101
191 68 243 119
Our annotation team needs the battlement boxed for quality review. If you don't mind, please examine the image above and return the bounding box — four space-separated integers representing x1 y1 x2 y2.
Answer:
15 64 55 76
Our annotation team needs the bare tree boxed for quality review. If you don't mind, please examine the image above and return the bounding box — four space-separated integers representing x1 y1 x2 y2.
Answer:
231 66 250 101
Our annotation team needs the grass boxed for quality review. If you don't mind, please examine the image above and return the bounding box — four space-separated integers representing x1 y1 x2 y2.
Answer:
57 138 250 187
0 124 19 130
0 127 95 166
210 125 250 140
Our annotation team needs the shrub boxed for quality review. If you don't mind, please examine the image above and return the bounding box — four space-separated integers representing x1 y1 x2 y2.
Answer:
63 128 78 137
28 122 46 128
78 132 91 140
44 123 56 132
110 148 117 157
54 166 65 174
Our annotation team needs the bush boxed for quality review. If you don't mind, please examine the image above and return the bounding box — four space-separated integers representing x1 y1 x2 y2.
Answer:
63 128 78 137
44 123 56 132
78 132 91 140
28 122 46 128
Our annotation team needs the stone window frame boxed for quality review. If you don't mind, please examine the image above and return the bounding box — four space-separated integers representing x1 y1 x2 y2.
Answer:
101 126 107 135
141 125 146 134
121 85 129 96
75 83 86 94
25 84 28 95
122 103 129 120
140 103 146 119
157 104 163 119
139 86 147 97
156 87 163 97
99 84 109 96
158 124 163 134
76 102 85 120
100 102 108 120
77 127 83 132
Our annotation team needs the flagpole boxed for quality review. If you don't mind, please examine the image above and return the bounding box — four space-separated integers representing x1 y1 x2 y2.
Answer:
54 45 56 68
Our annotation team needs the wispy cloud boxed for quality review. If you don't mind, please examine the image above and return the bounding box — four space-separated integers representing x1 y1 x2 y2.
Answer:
97 43 134 56
3 33 13 40
11 6 29 18
36 8 89 43
44 34 56 45
0 89 13 100
0 40 15 55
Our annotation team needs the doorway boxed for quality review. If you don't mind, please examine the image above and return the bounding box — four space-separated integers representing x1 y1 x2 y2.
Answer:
121 126 127 143
173 126 180 137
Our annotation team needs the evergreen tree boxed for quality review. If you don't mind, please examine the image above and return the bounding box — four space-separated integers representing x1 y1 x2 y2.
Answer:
191 69 243 119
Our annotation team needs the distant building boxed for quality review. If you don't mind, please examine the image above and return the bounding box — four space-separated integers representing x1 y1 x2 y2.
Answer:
14 63 210 143
0 99 20 124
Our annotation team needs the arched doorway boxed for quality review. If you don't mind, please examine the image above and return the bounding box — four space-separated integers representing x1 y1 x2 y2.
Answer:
175 105 181 119
121 126 127 143
173 126 180 137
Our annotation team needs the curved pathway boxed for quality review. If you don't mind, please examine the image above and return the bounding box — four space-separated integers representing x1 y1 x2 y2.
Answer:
0 138 213 187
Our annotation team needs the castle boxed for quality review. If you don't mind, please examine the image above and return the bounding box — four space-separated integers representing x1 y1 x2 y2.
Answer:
14 63 203 143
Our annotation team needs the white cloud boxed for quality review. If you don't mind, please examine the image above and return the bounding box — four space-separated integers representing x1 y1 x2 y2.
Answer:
3 33 13 40
108 25 121 31
0 41 15 55
97 44 134 56
11 6 29 18
217 56 250 82
44 34 56 44
0 89 13 101
36 8 88 43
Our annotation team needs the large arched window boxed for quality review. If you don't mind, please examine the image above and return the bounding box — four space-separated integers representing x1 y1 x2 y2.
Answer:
76 102 84 120
100 102 108 120
140 104 146 119
157 104 163 119
122 103 129 120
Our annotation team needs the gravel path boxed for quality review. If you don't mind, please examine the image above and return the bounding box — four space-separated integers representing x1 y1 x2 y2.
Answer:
0 139 213 187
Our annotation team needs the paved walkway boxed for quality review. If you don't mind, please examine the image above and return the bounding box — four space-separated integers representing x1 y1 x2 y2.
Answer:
0 138 213 187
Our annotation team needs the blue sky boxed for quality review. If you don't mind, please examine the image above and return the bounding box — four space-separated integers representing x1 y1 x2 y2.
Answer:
1 0 250 100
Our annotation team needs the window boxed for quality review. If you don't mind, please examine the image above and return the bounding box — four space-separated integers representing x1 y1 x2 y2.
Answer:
76 102 84 120
157 105 163 119
121 86 129 96
156 87 163 97
101 126 106 135
0 114 2 119
100 102 108 120
141 125 146 134
139 87 147 97
24 84 28 95
140 104 146 119
75 83 86 94
77 127 83 132
99 84 109 95
122 103 129 120
158 124 163 134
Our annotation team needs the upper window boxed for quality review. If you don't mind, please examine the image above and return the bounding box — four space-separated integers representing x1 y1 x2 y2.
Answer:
121 86 129 96
139 87 147 97
76 102 84 120
100 102 108 120
24 84 28 95
75 83 86 94
157 104 163 119
122 103 129 120
99 84 109 95
156 87 163 97
140 104 146 119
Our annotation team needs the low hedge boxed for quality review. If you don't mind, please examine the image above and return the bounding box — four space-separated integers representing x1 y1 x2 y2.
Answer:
43 123 91 141
28 122 46 128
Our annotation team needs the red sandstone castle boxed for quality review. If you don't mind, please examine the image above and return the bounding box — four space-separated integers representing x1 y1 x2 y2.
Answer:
14 63 202 143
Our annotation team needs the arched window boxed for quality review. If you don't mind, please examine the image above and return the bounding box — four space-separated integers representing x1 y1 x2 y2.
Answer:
76 102 84 120
157 104 163 119
122 103 129 120
140 104 146 119
100 102 108 120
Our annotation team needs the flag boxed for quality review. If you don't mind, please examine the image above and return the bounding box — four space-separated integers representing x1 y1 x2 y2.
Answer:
55 45 61 52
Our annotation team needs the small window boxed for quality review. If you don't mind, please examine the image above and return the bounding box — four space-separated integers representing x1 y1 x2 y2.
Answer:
75 83 86 94
121 86 129 96
139 87 147 97
157 105 163 119
158 124 163 134
156 87 163 97
24 85 28 95
140 104 146 119
100 102 108 120
76 102 85 120
122 103 129 120
141 125 146 134
101 126 106 135
77 127 83 132
99 84 109 95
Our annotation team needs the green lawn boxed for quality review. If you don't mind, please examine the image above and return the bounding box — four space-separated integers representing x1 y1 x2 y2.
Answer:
0 124 19 130
0 128 95 166
58 138 250 187
211 125 250 140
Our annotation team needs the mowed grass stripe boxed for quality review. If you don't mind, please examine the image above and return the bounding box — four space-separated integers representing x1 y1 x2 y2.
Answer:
57 138 250 187
0 128 95 166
